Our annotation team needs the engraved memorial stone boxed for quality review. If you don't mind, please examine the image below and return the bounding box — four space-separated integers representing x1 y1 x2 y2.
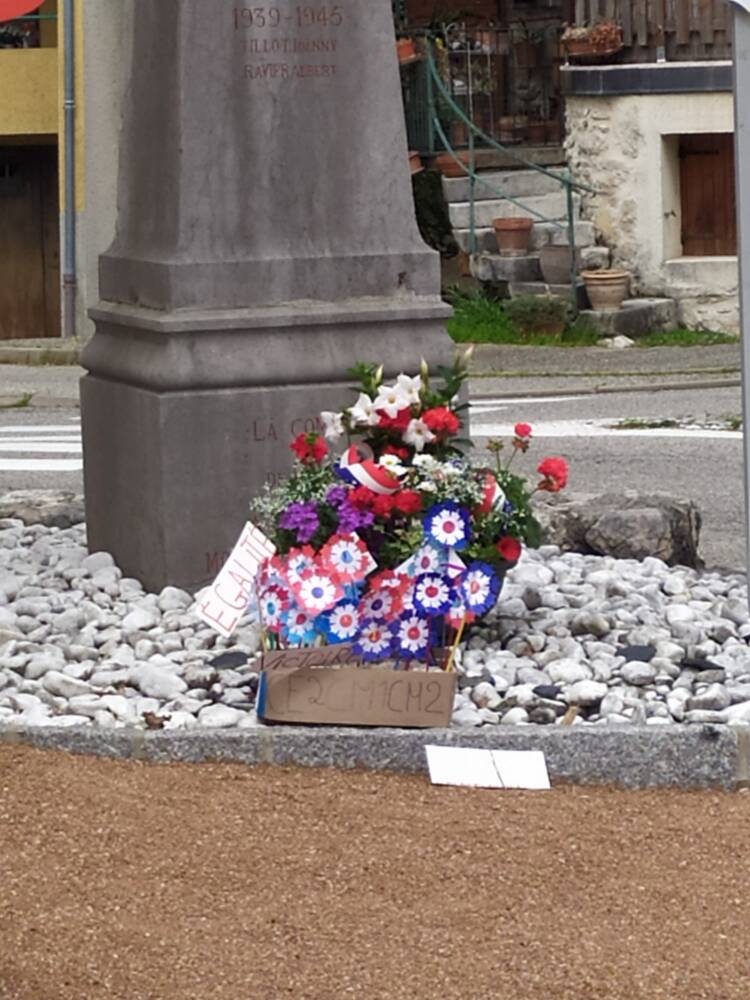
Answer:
80 0 452 591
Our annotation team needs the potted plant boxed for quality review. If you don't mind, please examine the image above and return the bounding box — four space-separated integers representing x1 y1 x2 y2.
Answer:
492 216 534 257
539 245 579 285
562 21 623 60
581 268 631 311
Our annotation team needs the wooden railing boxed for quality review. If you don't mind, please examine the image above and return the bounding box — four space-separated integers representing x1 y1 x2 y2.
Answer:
572 0 733 61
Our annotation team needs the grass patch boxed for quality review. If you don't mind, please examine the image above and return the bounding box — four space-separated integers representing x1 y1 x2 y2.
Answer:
610 417 680 430
0 392 34 410
636 328 737 348
446 293 600 347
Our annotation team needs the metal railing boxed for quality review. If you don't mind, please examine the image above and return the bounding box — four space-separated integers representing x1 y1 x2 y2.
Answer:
425 44 596 307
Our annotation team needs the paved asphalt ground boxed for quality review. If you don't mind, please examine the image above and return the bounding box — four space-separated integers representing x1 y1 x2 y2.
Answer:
0 341 746 572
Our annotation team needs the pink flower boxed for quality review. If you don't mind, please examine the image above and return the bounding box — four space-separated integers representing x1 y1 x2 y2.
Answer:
514 422 532 439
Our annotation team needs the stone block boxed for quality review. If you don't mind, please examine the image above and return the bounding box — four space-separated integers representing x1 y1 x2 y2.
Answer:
529 220 596 250
676 296 740 335
665 256 739 299
578 297 677 338
580 245 610 270
470 253 543 283
442 168 565 204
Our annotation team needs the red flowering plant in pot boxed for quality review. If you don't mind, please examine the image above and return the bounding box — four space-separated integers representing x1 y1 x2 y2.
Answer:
248 352 568 667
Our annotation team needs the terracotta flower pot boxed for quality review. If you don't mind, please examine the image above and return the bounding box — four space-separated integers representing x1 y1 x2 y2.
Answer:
540 245 578 285
408 150 423 175
397 38 418 64
435 151 470 178
582 269 631 311
493 217 533 257
498 116 516 144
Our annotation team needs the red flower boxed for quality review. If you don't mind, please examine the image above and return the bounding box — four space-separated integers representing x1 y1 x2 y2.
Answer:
371 494 397 518
377 407 412 431
382 444 410 460
349 485 377 509
537 456 568 492
514 422 532 439
496 536 522 562
393 489 423 515
290 432 328 464
422 406 460 437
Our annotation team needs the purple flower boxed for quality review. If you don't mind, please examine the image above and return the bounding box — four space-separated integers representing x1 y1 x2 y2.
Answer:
337 500 374 535
279 501 319 544
326 485 349 508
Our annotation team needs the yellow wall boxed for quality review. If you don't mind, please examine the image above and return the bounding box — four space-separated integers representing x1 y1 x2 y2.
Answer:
0 48 58 135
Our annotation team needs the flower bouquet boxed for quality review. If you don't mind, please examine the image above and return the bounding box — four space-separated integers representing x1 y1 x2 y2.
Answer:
248 353 567 725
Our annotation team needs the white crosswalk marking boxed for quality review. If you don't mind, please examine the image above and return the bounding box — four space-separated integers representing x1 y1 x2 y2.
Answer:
0 422 83 472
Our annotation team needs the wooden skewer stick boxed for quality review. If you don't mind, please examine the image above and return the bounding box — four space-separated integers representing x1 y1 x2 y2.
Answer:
444 615 468 673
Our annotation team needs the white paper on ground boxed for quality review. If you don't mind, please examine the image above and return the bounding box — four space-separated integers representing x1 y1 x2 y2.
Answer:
491 750 551 790
425 746 550 790
425 746 503 788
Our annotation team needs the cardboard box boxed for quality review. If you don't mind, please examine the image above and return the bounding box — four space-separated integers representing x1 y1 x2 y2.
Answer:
257 647 456 728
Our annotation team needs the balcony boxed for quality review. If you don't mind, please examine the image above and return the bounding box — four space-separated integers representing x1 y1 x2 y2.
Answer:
566 0 732 64
0 48 58 136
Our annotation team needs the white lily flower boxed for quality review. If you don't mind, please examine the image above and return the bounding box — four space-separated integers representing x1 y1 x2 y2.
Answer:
347 392 379 427
403 418 436 453
373 382 411 418
378 454 408 477
320 410 345 441
395 372 422 406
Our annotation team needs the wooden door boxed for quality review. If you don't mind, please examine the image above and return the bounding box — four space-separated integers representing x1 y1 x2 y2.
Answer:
680 133 737 256
0 145 60 339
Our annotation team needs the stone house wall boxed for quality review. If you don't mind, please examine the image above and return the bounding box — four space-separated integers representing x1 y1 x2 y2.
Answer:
564 89 739 333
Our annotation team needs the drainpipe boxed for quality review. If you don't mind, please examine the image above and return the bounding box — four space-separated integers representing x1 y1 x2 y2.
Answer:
62 0 77 339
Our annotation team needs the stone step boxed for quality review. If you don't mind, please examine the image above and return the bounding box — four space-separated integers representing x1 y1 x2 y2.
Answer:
579 298 678 339
664 256 739 298
455 220 596 254
470 253 543 284
449 191 580 229
442 168 568 204
509 279 589 310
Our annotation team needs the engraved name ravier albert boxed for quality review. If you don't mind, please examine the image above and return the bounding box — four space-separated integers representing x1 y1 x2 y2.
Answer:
233 5 344 81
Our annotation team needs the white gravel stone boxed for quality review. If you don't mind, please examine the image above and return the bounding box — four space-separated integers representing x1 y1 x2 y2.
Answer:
130 664 188 700
565 680 608 706
198 704 247 728
122 608 160 632
41 671 92 699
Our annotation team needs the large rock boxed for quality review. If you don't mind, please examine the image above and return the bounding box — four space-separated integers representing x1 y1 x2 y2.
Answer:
534 491 702 568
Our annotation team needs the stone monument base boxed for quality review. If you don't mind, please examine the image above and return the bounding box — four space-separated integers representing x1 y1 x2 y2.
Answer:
81 298 453 592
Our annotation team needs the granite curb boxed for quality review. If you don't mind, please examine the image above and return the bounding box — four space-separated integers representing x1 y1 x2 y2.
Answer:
0 723 744 789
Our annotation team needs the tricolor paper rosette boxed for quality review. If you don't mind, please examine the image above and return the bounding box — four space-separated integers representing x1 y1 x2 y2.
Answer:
281 607 319 645
424 501 471 551
459 561 501 615
354 618 395 661
320 532 374 584
393 612 430 660
402 544 443 578
258 583 291 633
359 586 401 622
413 572 454 617
282 546 316 585
320 600 361 644
291 568 344 615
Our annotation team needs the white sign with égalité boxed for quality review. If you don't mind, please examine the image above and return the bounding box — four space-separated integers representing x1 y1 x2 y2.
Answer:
195 521 275 638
